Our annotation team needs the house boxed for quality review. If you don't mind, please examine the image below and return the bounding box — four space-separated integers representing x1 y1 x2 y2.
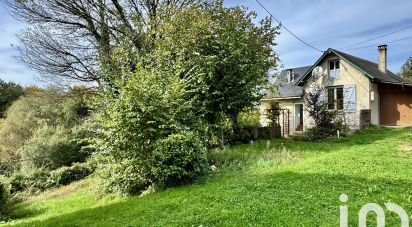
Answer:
260 45 412 136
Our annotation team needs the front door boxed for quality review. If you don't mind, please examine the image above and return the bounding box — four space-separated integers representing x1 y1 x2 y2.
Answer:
294 104 304 131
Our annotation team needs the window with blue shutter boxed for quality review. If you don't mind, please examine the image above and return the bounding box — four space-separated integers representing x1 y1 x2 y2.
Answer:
326 86 344 110
343 84 356 113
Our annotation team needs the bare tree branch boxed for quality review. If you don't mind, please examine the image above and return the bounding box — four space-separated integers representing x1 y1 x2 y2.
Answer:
6 0 200 86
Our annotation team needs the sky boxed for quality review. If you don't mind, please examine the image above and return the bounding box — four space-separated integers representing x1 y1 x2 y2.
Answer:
0 0 412 86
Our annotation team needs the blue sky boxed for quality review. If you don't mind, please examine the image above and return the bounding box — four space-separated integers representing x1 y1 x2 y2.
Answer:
1 0 412 86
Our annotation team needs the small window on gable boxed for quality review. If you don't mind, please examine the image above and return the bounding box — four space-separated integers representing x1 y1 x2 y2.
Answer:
329 61 335 71
329 60 340 80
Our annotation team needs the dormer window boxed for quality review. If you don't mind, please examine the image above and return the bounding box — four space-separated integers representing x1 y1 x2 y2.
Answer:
287 70 294 83
329 60 340 80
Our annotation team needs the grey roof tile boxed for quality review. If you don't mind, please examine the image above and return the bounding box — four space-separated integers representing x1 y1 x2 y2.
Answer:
266 66 311 99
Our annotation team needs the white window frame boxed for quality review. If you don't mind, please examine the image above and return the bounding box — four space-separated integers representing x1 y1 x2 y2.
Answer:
327 86 344 110
293 103 304 132
329 60 340 80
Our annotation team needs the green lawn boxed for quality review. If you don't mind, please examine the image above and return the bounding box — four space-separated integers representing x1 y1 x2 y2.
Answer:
5 127 412 226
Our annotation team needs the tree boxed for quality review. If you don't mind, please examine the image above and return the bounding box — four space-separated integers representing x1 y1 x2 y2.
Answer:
400 57 412 81
0 79 24 118
304 85 344 141
93 2 279 194
94 61 208 194
147 1 279 125
6 0 200 85
0 87 90 174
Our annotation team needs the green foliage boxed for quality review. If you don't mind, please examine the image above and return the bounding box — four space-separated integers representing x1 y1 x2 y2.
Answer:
305 126 346 142
151 132 209 187
95 157 148 196
8 169 51 195
94 2 279 194
0 87 91 174
202 119 234 148
19 126 85 172
150 1 279 124
95 62 206 194
0 79 24 118
7 128 412 226
48 163 92 187
237 109 261 128
8 163 92 195
304 86 345 141
401 57 412 81
0 179 10 220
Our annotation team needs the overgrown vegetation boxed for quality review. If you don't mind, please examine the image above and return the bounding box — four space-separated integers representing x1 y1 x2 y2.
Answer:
6 163 92 196
0 87 91 175
6 128 412 226
304 85 346 141
0 80 23 118
0 179 10 221
92 1 279 195
0 86 94 219
237 109 261 128
0 3 280 215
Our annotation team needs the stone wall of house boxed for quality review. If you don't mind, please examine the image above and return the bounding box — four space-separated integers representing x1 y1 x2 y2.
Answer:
302 53 377 130
259 98 303 136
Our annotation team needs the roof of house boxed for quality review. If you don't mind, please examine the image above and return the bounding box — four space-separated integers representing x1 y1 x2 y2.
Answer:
264 65 311 99
297 48 410 85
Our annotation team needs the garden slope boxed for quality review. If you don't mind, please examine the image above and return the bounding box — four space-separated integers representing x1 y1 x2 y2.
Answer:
6 127 412 226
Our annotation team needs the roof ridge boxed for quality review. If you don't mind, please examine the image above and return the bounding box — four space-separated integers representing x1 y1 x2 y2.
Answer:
330 48 397 75
282 65 312 71
296 48 407 86
331 49 376 63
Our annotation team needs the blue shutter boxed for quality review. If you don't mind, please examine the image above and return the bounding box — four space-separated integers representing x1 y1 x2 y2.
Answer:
344 84 356 112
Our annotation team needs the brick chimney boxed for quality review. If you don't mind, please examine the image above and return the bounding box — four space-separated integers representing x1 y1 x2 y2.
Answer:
378 44 387 74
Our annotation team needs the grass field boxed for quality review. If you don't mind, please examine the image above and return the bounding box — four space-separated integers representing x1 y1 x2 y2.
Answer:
5 127 412 226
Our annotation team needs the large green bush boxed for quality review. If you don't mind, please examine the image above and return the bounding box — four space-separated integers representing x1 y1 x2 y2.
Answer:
48 163 92 187
19 126 85 172
151 133 209 187
8 169 50 195
237 109 261 128
8 163 92 195
0 79 24 118
95 157 148 196
94 63 205 195
0 87 91 174
0 180 10 220
93 1 279 195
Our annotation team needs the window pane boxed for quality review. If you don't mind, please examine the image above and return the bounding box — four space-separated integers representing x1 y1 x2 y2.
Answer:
328 88 335 109
335 60 340 69
329 61 335 70
336 88 344 110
